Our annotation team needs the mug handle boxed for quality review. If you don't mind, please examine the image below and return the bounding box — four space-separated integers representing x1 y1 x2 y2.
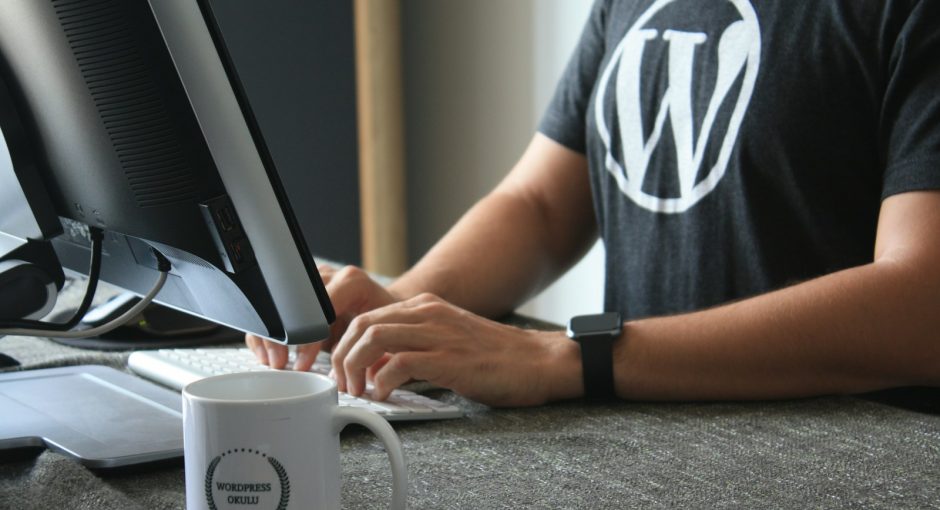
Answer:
332 407 407 510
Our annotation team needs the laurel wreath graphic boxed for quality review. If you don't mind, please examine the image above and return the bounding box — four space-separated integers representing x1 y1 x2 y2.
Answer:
204 455 222 510
268 457 291 510
203 452 290 510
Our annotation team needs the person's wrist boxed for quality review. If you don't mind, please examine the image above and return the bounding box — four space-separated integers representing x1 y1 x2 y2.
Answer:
385 277 419 303
386 275 425 303
384 284 406 303
611 321 639 400
539 330 584 402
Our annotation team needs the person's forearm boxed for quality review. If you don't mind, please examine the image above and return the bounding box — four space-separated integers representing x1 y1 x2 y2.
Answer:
603 259 940 400
389 190 588 318
388 135 595 318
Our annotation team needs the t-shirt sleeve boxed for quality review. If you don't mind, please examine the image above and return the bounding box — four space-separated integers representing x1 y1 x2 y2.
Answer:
536 0 610 154
879 0 940 199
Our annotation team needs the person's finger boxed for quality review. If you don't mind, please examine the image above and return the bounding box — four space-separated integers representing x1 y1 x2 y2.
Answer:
323 315 351 355
292 342 323 372
370 352 438 401
325 265 386 317
245 333 259 350
245 334 269 365
344 323 435 396
365 352 394 382
330 302 432 392
317 264 337 284
265 340 289 369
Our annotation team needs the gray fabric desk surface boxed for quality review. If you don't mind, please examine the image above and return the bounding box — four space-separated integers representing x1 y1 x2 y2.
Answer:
2 287 940 508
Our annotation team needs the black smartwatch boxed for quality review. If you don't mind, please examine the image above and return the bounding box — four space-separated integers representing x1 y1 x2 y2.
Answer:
566 312 622 400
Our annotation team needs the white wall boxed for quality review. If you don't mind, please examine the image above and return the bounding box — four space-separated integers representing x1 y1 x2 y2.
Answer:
402 0 602 325
521 0 604 323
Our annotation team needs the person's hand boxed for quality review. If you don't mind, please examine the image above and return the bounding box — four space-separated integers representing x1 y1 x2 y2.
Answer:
330 293 583 407
246 264 400 370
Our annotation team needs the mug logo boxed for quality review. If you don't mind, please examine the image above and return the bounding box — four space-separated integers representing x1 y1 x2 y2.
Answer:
595 0 761 213
204 449 290 510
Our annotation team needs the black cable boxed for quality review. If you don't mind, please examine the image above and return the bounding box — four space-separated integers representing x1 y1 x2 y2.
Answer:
152 247 171 273
0 263 169 339
0 227 104 330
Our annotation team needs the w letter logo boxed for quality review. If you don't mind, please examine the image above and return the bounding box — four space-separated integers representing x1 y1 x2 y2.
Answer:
595 0 761 213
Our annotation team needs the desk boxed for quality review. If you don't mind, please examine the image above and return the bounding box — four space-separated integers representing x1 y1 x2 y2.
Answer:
1 288 939 508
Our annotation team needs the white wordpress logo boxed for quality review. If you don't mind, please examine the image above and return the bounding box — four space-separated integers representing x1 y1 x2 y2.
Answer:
595 0 761 213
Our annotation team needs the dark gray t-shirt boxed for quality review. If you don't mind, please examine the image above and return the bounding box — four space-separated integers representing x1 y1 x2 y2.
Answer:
539 0 940 320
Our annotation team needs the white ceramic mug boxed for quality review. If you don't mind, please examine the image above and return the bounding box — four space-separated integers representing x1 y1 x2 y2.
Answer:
183 370 407 510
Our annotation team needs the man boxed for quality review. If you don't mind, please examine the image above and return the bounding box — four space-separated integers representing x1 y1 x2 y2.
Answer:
249 0 940 406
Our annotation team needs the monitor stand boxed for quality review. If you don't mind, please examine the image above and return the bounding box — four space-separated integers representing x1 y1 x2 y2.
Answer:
46 292 244 351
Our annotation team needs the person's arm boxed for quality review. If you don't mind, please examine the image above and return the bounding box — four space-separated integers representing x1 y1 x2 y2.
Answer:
332 190 940 405
600 190 940 400
387 134 596 317
248 134 596 369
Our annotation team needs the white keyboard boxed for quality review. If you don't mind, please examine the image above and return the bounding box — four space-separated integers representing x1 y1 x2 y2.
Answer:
127 348 462 421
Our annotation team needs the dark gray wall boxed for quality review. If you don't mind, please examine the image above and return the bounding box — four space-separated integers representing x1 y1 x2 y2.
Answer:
204 0 361 265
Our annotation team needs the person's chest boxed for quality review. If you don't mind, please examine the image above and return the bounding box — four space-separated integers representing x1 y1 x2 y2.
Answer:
585 0 900 217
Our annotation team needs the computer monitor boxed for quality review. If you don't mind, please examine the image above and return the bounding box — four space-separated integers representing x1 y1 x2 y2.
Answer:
0 0 360 345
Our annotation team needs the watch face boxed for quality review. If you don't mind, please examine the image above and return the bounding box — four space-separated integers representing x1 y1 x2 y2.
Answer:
567 312 622 337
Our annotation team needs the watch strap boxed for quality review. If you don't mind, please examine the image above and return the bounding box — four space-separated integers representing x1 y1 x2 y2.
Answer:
568 312 621 401
578 334 616 400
